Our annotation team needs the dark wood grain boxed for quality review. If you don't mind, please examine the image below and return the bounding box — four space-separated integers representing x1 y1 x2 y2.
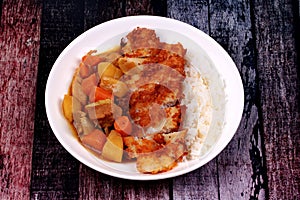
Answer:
172 162 219 200
209 1 268 199
0 0 3 21
167 0 209 34
84 0 123 31
167 1 220 199
298 0 300 17
0 0 41 199
30 0 84 199
122 179 171 200
252 0 300 199
124 0 167 16
79 165 122 200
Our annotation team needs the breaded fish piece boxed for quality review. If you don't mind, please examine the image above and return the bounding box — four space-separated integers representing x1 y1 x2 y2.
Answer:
119 27 186 77
129 83 181 130
123 136 162 158
121 27 161 55
116 28 188 174
136 130 187 174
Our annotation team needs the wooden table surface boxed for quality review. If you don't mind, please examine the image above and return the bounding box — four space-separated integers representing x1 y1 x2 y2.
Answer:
1 0 299 199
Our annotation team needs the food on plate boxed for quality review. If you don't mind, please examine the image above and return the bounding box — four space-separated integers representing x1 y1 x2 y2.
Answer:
62 27 213 174
136 130 187 173
102 130 123 162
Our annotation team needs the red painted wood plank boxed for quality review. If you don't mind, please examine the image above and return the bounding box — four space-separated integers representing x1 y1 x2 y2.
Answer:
253 0 300 199
29 0 84 199
0 0 41 199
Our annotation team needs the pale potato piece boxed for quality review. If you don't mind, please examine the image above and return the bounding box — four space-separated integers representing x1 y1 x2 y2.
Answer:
62 95 73 122
98 62 123 79
101 130 123 162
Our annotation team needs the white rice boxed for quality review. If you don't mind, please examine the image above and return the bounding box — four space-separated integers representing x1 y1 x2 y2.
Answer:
181 64 213 159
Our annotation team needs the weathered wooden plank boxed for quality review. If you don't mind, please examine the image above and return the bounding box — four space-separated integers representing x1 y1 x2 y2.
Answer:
252 0 300 199
83 0 167 31
30 0 85 199
0 0 41 199
0 0 3 21
83 0 123 31
78 165 122 200
122 179 171 200
173 161 219 200
209 0 267 199
167 0 210 34
298 0 300 17
167 1 220 199
124 0 167 16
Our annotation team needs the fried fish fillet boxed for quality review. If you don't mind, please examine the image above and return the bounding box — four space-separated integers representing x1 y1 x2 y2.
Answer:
136 130 187 174
115 28 188 174
129 83 180 128
119 27 186 77
117 27 186 132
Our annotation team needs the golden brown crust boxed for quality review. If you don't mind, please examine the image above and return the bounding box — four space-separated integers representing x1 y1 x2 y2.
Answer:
136 130 187 174
122 27 161 52
123 136 162 158
120 27 186 77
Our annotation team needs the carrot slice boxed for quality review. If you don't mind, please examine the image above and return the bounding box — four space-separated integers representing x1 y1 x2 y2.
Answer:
81 129 107 153
89 86 113 102
82 55 88 62
81 73 97 95
79 62 90 78
114 116 132 136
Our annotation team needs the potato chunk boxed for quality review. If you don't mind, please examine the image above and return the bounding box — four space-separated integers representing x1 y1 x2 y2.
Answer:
98 62 123 79
62 95 73 122
102 130 123 162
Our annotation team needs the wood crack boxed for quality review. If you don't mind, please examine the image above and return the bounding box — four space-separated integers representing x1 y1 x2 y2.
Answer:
249 118 267 199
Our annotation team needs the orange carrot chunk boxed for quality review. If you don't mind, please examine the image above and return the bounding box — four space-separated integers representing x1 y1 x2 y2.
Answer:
81 73 97 95
89 86 113 102
114 116 132 136
82 55 88 62
81 129 107 153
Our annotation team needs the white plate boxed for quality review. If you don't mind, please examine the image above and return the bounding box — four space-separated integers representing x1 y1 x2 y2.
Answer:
45 16 244 180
